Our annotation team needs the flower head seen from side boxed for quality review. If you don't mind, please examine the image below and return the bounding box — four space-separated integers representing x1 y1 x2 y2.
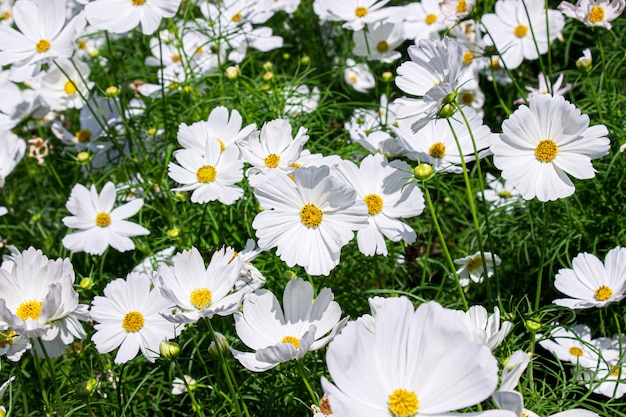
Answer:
481 173 524 213
90 272 180 364
352 22 404 63
491 94 610 202
334 153 424 256
153 246 246 324
553 247 626 309
62 182 150 256
455 305 512 351
559 0 625 29
537 324 599 368
344 58 375 93
322 298 503 417
84 0 182 35
0 247 87 346
252 165 368 276
515 73 572 105
231 278 347 372
454 251 501 287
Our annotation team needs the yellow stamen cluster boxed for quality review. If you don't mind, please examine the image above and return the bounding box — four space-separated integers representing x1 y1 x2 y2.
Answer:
122 311 145 332
514 24 528 38
355 7 368 17
377 41 389 53
594 285 613 301
456 0 467 13
0 331 16 347
535 139 558 162
190 288 212 309
588 5 605 23
36 39 50 53
64 80 78 95
132 0 146 5
281 335 300 349
463 51 475 65
16 300 43 321
95 212 111 227
300 204 323 228
75 129 92 143
428 142 446 159
569 347 583 357
264 153 281 168
231 12 243 22
424 14 437 25
197 165 217 183
363 194 384 215
467 256 483 272
388 388 419 417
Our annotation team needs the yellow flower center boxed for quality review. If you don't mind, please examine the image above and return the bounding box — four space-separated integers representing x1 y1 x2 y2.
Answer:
77 39 87 49
514 24 528 38
377 41 389 53
231 12 243 22
588 5 604 23
171 54 180 63
280 335 300 349
467 256 483 272
95 212 111 227
491 58 501 70
16 299 43 321
463 51 475 65
456 0 467 13
64 80 78 95
36 39 50 53
388 388 419 417
348 76 358 84
460 92 474 105
190 288 212 309
498 191 512 199
122 311 145 332
197 165 217 183
594 285 613 301
535 139 558 162
610 363 621 377
75 129 92 143
363 193 384 215
425 14 437 25
429 142 446 159
355 7 368 17
0 331 16 347
569 347 583 357
1 12 10 20
300 203 323 228
264 153 281 168
132 0 146 5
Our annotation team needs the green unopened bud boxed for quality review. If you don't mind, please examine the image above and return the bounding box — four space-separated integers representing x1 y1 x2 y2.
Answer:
483 45 498 57
0 406 5 417
283 270 297 280
226 65 240 80
105 86 119 98
208 332 229 358
576 57 592 72
80 277 94 290
147 127 158 136
437 103 456 119
414 163 433 180
175 191 187 201
263 71 274 81
75 378 97 398
263 61 273 70
282 52 290 60
160 340 181 359
167 228 180 239
382 71 393 82
525 319 541 333
441 91 458 105
300 55 310 65
77 151 90 164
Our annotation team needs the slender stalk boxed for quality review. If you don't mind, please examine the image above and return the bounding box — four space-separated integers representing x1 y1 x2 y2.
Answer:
422 184 468 310
296 361 318 406
30 342 52 415
174 361 206 417
533 202 552 311
36 339 65 417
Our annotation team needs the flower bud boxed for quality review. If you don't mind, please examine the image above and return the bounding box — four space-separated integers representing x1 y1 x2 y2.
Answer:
381 71 393 82
80 277 94 290
208 332 229 358
105 86 119 98
75 379 97 398
160 340 181 359
525 318 541 333
167 228 180 239
226 65 240 80
414 163 433 180
300 55 311 65
77 151 90 164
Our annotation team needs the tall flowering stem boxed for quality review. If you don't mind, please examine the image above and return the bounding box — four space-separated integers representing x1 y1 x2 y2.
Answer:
534 202 552 311
422 183 469 310
446 117 494 309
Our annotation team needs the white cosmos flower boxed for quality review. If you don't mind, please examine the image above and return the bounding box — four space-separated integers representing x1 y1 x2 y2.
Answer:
344 58 375 93
553 247 626 309
481 173 523 213
352 22 404 63
153 246 246 324
334 153 424 256
455 305 512 351
402 0 451 42
33 58 94 111
0 131 26 187
537 324 599 368
321 298 509 417
454 252 501 287
90 272 180 364
314 0 395 31
84 0 182 35
172 375 197 395
252 165 368 276
0 247 88 345
559 0 625 29
168 131 245 204
231 278 347 372
62 181 150 256
491 94 610 202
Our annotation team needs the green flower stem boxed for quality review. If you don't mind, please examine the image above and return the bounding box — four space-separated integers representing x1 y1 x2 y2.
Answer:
533 202 552 311
422 184 468 310
296 361 318 406
446 118 494 309
174 361 206 417
36 338 65 417
205 320 250 417
30 341 52 415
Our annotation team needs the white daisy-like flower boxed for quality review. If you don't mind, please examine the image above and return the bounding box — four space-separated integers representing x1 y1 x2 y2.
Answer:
176 106 256 154
84 0 182 35
62 182 150 256
577 48 593 70
168 131 245 204
402 0 451 42
90 272 180 364
0 375 15 416
0 247 88 344
33 58 94 111
334 153 424 256
344 58 375 94
455 305 512 351
491 94 610 202
239 118 309 186
322 298 503 417
0 131 26 187
352 22 404 63
582 334 626 399
314 0 395 31
559 0 625 29
231 278 347 372
172 375 197 395
481 0 565 70
234 239 266 292
153 246 246 324
283 85 320 117
440 0 476 20
514 73 572 105
252 166 368 276
537 324 599 368
454 251 501 287
553 247 626 309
